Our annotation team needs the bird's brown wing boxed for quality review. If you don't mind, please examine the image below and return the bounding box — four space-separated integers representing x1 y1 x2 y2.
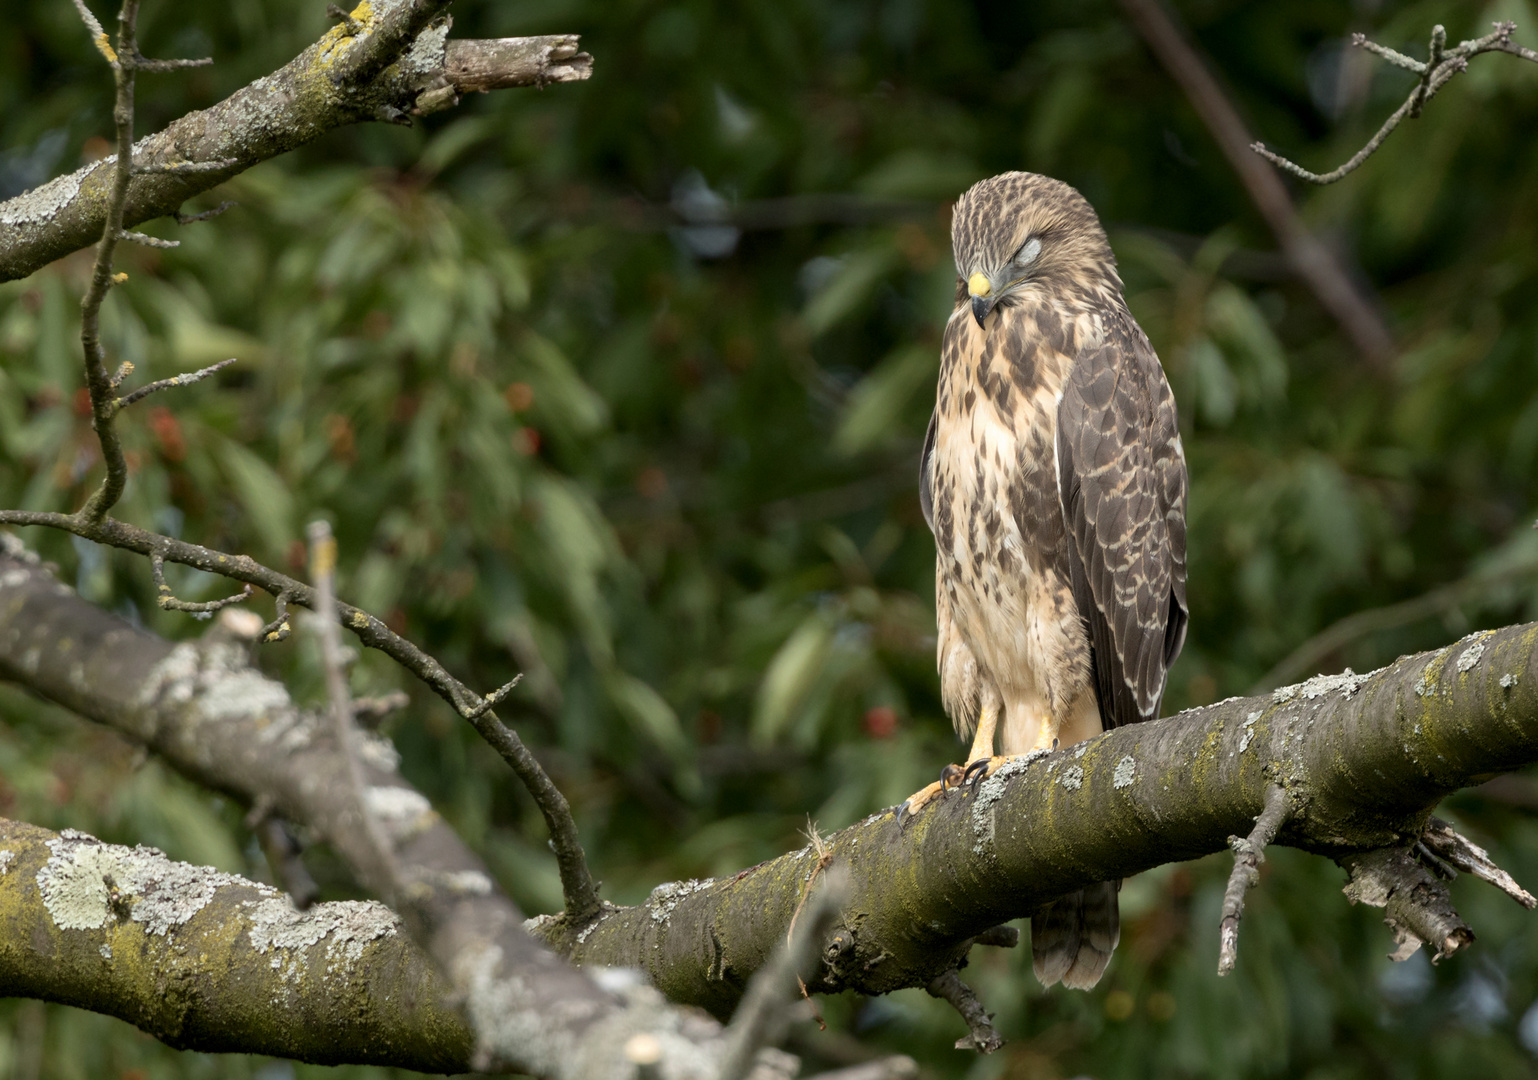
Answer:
1054 318 1188 730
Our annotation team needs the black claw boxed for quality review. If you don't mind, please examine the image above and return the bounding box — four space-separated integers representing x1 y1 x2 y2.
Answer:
895 802 910 830
963 759 991 790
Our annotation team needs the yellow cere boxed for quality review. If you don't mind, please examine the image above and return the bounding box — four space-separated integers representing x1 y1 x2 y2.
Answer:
967 272 991 297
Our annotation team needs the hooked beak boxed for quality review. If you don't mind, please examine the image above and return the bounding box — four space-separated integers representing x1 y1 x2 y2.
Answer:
967 271 994 328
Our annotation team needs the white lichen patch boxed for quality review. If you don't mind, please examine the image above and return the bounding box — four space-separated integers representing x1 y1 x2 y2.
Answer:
1501 673 1520 689
364 785 436 840
1415 665 1437 698
1456 634 1491 674
0 849 14 875
99 943 112 959
436 869 493 896
1272 668 1372 705
646 878 713 924
1239 711 1261 754
0 162 98 226
969 750 1047 853
36 829 253 934
1059 765 1084 791
246 896 398 979
357 730 401 772
1113 756 1136 789
136 642 311 753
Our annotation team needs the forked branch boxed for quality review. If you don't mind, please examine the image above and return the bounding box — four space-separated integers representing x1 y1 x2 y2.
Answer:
1217 783 1289 975
1253 21 1538 185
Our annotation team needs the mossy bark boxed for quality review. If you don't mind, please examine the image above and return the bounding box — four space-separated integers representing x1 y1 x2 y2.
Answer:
0 819 471 1069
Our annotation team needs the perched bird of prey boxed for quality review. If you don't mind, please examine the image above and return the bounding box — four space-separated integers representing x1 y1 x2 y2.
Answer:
904 171 1188 990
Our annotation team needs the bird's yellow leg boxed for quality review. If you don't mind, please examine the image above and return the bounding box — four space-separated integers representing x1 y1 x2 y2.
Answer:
960 711 1060 787
898 702 998 824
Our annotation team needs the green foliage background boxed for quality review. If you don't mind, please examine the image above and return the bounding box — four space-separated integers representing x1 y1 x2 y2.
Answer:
3 0 1538 1076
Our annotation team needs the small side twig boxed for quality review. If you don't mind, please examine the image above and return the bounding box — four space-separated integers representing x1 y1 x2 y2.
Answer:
309 520 399 894
461 674 524 721
114 358 235 413
1218 783 1289 975
1252 21 1538 185
151 551 253 616
259 589 295 643
115 228 177 248
353 690 410 728
718 865 848 1080
174 201 236 225
1421 816 1537 908
925 969 1003 1054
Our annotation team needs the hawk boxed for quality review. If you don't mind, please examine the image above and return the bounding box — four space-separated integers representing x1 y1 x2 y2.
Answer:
903 171 1189 990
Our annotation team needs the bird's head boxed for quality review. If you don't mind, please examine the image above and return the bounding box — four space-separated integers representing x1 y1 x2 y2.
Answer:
950 171 1118 329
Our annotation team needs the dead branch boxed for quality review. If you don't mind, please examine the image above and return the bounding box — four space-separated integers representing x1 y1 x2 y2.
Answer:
924 970 1003 1054
1217 784 1289 975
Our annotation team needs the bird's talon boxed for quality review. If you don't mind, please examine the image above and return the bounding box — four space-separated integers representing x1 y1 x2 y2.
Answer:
962 758 992 788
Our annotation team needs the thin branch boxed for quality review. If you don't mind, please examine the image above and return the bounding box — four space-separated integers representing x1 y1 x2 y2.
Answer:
1118 0 1396 369
173 200 236 224
259 588 295 643
924 970 1003 1054
1421 817 1537 908
125 53 214 72
68 0 114 66
308 520 400 893
114 356 235 412
1217 783 1289 975
718 867 849 1080
1252 21 1538 185
76 0 144 522
462 673 524 721
151 551 253 615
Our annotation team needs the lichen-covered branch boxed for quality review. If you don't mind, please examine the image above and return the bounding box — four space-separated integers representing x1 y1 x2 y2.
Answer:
0 12 590 284
525 628 1538 1020
0 547 766 1079
0 505 600 926
0 818 471 1070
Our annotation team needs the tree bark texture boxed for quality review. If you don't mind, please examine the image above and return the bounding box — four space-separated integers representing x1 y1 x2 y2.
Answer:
0 818 470 1069
0 549 746 1079
3 543 1537 1047
0 15 590 284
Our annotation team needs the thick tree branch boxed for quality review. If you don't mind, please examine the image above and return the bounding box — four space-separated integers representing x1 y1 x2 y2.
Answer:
0 548 763 1079
1118 0 1396 369
526 631 1538 1019
0 17 590 284
0 818 471 1069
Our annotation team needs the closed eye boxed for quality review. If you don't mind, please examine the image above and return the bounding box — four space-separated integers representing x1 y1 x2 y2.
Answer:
1012 237 1042 268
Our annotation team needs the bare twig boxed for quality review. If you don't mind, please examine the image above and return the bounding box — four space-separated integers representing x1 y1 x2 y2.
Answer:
68 0 113 64
970 924 1020 949
1118 0 1396 369
1253 22 1538 185
1217 784 1289 975
75 0 144 522
151 551 253 616
924 969 1003 1054
461 673 524 720
115 357 235 412
115 228 177 248
260 589 295 643
1421 817 1537 908
308 520 399 893
173 200 236 224
718 866 848 1080
353 690 410 728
